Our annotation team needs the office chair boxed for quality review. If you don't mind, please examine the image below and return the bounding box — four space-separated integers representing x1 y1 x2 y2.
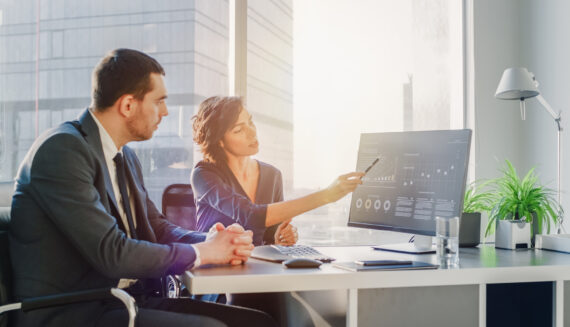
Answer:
0 195 137 327
160 184 197 298
162 183 196 231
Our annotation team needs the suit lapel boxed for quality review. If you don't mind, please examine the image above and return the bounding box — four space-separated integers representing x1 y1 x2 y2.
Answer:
77 109 120 215
77 109 156 242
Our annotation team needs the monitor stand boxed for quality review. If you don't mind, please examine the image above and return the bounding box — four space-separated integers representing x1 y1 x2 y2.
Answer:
373 235 436 254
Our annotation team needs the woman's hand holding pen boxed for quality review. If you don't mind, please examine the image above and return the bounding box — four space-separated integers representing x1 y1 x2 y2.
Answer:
323 172 365 203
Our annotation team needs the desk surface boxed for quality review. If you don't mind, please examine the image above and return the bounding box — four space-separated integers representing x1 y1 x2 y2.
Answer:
183 245 570 295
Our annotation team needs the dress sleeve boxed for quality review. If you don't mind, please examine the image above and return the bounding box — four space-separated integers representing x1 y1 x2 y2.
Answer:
191 165 267 235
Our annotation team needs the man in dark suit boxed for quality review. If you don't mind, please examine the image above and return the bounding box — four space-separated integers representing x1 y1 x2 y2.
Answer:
9 49 275 327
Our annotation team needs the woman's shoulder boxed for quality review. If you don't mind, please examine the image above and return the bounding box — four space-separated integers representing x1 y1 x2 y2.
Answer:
193 160 222 170
257 160 282 177
191 160 225 179
257 160 281 174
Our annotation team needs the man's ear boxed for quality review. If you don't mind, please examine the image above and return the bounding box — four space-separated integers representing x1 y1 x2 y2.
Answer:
117 94 137 118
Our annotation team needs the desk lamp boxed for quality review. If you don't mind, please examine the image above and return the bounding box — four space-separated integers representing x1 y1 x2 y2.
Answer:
495 67 564 233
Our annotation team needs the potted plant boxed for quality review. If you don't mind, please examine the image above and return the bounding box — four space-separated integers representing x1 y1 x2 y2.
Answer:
485 160 561 243
462 180 494 245
463 180 494 214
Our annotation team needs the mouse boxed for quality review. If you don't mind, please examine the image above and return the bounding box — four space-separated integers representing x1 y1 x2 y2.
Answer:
282 258 322 268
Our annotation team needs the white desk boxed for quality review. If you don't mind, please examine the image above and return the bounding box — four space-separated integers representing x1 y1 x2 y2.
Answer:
183 245 570 327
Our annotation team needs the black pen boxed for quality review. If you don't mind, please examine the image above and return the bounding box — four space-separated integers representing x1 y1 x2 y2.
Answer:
364 157 380 175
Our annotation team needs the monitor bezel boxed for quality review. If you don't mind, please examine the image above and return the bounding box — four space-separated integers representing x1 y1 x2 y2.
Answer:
347 129 472 237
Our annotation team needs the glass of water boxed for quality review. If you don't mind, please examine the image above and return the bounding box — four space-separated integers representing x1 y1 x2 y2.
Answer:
436 216 460 268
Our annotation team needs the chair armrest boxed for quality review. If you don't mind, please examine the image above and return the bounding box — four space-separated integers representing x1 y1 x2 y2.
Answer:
21 287 123 311
110 288 137 327
1 287 137 327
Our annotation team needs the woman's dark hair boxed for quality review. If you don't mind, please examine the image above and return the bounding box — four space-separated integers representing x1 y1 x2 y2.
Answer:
91 48 165 111
192 96 243 164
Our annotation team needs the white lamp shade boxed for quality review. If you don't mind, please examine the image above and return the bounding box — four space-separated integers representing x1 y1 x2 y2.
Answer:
495 67 540 100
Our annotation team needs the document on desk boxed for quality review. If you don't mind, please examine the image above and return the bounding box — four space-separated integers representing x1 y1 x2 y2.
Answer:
333 261 438 272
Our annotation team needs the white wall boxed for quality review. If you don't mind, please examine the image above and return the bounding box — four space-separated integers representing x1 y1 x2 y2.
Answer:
519 0 570 232
471 0 570 232
469 0 525 237
471 0 524 179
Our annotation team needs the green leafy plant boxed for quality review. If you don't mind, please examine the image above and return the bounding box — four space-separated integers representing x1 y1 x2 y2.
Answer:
485 160 561 237
463 180 494 214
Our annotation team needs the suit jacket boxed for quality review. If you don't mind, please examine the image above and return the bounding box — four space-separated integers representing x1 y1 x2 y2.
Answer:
9 109 205 326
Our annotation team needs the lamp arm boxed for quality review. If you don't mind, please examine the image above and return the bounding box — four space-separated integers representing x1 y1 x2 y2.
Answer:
535 94 565 232
536 95 561 124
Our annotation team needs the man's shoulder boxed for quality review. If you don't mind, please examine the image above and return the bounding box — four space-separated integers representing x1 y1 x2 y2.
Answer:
40 120 84 140
34 122 88 153
14 120 93 187
28 121 84 152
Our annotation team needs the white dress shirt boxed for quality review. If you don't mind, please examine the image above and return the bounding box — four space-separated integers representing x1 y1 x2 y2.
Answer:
90 110 141 288
89 110 201 276
89 110 137 237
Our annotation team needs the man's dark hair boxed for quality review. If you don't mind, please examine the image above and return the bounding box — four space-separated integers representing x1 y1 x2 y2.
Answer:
91 48 165 111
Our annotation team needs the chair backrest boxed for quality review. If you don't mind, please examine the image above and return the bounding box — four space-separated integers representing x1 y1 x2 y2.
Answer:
0 219 11 327
0 181 14 327
161 184 196 231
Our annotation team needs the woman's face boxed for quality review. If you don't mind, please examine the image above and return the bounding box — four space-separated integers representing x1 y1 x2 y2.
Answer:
220 107 259 158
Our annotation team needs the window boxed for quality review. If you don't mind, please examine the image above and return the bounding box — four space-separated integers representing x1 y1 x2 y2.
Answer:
1 0 463 246
246 0 294 190
292 0 464 245
0 0 229 209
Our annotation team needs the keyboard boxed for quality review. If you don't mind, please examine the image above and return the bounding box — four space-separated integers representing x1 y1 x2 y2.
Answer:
251 244 336 263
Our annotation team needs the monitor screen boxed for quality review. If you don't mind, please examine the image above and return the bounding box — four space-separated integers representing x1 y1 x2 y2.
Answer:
348 129 472 236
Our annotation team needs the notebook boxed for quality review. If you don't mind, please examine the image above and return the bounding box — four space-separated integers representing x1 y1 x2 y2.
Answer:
333 261 438 272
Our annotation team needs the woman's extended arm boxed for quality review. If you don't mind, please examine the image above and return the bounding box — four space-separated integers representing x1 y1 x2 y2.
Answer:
264 172 364 227
192 165 363 229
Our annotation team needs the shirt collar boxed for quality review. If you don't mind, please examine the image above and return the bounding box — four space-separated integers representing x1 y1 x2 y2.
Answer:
88 109 122 161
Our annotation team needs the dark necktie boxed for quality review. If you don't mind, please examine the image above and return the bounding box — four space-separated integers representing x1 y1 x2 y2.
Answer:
113 152 138 239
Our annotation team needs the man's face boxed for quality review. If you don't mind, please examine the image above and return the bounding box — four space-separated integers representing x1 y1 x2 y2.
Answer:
127 73 168 141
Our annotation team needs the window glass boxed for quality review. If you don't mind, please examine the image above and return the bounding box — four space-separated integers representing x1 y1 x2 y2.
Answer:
246 0 294 192
0 0 229 209
291 0 464 245
1 0 463 247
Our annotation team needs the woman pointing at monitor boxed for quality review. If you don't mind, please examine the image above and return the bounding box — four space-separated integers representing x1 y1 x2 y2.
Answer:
190 96 363 246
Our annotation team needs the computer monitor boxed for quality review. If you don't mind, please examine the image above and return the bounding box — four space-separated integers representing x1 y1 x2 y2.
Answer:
347 129 472 253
